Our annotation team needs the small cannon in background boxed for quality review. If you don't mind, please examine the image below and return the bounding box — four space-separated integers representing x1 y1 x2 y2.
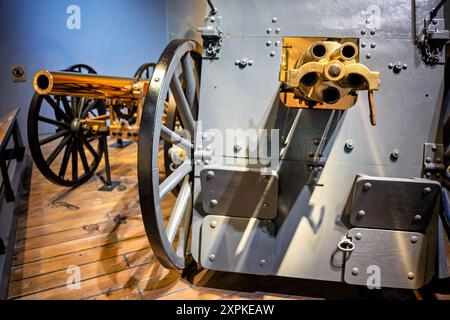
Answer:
27 63 159 189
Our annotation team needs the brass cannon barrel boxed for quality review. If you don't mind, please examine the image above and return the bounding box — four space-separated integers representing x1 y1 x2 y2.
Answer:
33 70 139 99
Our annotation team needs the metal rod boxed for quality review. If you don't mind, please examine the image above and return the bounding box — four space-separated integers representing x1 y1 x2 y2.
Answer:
170 76 196 136
182 54 196 110
161 125 194 151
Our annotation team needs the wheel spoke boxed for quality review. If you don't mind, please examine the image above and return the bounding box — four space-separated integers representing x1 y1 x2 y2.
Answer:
82 138 99 160
61 96 75 119
72 138 78 181
159 161 192 199
39 129 70 146
38 116 70 129
77 138 90 173
161 125 193 151
44 96 71 123
182 54 196 109
176 197 192 256
59 140 72 179
166 177 191 244
170 76 195 136
46 134 72 166
77 97 86 117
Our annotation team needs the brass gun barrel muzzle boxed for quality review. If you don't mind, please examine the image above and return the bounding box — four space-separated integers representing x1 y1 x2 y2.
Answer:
330 42 359 61
34 70 138 99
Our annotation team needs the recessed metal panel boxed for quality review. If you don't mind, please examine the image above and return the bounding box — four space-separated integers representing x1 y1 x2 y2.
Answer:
344 228 427 289
200 166 278 219
200 215 275 275
349 176 440 231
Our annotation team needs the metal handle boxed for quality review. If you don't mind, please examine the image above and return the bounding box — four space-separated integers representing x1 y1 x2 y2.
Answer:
368 90 377 126
338 237 355 252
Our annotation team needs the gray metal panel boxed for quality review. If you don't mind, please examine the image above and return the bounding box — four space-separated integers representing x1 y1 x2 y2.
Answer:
349 175 441 231
344 228 427 289
200 215 275 275
191 0 445 284
212 0 440 40
200 166 278 219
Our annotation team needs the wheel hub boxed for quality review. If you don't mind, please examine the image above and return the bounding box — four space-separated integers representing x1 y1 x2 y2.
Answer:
70 118 82 135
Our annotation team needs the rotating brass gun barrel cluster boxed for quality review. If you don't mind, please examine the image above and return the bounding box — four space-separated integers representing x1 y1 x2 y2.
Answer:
280 40 380 125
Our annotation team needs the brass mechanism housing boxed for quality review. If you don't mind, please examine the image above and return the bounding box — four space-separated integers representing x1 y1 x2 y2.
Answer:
33 70 150 139
279 38 380 125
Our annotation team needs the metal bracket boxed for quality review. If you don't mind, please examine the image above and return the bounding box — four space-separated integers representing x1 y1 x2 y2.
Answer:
423 143 445 179
418 18 449 65
198 15 223 59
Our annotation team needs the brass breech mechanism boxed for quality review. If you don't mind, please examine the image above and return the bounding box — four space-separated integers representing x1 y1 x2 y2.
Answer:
280 39 380 125
33 70 150 138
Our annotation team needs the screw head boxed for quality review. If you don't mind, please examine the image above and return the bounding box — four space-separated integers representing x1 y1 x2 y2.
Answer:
425 157 432 163
248 60 254 66
351 268 360 276
272 17 278 23
155 77 160 82
210 221 217 228
402 64 408 70
266 28 272 34
414 214 422 222
345 140 354 150
388 63 394 69
361 29 366 35
275 41 281 47
263 203 270 209
425 172 432 179
407 272 415 280
363 182 372 191
210 199 219 208
270 51 276 57
391 149 400 159
355 233 362 240
206 171 215 179
275 28 281 34
358 210 366 218
266 40 272 46
239 58 248 67
366 53 371 59
410 236 418 244
196 160 202 165
259 259 267 267
423 187 431 194
370 29 376 35
209 254 216 262
370 43 376 48
235 60 240 65
361 42 367 48
431 145 437 152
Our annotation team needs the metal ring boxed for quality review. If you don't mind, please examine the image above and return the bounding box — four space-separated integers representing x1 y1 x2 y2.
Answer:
337 238 355 252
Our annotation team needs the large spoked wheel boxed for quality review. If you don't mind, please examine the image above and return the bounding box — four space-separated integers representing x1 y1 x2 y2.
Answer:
28 65 106 187
138 39 201 270
134 62 156 80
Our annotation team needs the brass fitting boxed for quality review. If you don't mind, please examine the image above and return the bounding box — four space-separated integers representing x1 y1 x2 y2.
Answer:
280 39 380 126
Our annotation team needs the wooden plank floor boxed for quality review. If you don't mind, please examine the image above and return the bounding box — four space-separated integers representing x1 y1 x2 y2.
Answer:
8 139 450 300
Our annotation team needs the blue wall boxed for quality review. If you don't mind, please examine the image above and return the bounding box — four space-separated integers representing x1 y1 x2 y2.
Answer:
0 0 168 143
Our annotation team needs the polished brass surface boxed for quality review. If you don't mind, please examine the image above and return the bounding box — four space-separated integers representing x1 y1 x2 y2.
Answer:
280 38 380 125
34 70 141 100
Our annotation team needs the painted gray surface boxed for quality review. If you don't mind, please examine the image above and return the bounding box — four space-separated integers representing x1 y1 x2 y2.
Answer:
0 0 168 144
167 0 206 42
191 0 446 286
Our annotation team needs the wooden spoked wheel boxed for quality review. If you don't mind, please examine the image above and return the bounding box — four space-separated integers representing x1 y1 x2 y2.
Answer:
138 39 201 269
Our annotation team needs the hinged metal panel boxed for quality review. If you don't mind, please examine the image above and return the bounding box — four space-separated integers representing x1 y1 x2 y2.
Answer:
349 175 440 231
200 215 275 275
200 166 278 219
344 228 427 289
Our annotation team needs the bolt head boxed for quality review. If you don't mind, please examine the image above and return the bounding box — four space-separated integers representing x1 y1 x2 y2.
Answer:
210 199 218 208
355 233 362 240
423 187 431 194
361 29 366 35
210 221 217 229
209 254 216 262
370 43 376 48
196 160 202 165
259 259 267 267
345 140 354 150
370 29 376 35
425 172 432 179
407 272 415 280
275 28 281 34
270 51 276 57
235 60 240 65
263 203 270 209
357 210 366 218
272 17 278 23
363 182 372 191
155 77 160 82
414 214 422 222
410 236 418 244
266 41 272 46
431 145 437 152
388 63 394 69
206 171 215 179
402 64 407 70
351 268 360 276
391 149 400 159
366 53 371 59
361 42 367 48
266 28 272 34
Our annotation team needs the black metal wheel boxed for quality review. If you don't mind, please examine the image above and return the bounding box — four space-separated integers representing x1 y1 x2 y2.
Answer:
134 62 156 80
27 65 106 187
138 39 201 269
65 64 97 74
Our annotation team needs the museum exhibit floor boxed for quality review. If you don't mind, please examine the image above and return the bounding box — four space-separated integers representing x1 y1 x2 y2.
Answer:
7 140 450 300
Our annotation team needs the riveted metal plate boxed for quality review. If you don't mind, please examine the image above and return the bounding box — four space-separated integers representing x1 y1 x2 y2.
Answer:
200 166 278 219
200 215 275 275
344 228 427 289
349 175 440 231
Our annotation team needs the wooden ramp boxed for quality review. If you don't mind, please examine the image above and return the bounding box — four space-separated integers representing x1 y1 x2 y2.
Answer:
8 140 450 300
